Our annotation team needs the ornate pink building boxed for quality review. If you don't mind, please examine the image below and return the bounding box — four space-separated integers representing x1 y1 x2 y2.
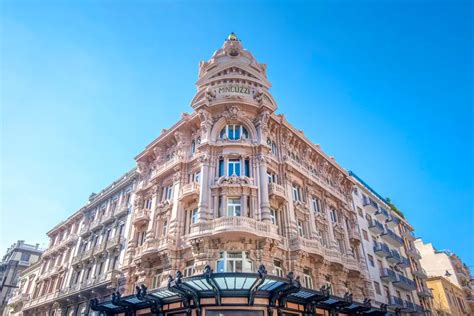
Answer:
122 33 372 302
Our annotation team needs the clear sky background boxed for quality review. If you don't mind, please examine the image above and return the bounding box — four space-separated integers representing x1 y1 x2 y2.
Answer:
1 1 472 266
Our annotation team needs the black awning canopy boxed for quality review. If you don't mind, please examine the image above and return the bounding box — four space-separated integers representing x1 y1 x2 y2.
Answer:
91 265 388 316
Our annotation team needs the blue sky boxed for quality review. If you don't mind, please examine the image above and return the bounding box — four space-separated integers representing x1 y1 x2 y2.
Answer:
1 1 472 265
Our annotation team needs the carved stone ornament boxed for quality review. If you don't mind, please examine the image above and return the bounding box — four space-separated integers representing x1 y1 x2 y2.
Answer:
217 175 251 186
137 161 148 175
198 109 213 134
222 105 245 120
205 86 216 102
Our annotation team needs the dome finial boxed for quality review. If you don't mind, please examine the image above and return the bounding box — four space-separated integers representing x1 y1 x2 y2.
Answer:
227 32 238 41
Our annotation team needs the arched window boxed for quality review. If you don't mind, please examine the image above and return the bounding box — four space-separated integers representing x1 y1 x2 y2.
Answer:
219 124 249 140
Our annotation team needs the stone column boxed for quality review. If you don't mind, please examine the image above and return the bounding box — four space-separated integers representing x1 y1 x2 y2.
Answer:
168 170 182 234
257 154 271 222
197 155 210 220
323 196 337 249
145 185 160 242
341 215 352 256
284 180 297 237
308 208 318 239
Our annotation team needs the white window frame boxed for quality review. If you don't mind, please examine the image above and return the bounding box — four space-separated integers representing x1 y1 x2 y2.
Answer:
303 272 313 289
227 159 241 176
297 220 305 237
191 208 198 224
292 185 301 202
270 209 277 225
216 251 252 273
227 198 241 216
165 185 173 201
311 197 321 213
152 272 162 288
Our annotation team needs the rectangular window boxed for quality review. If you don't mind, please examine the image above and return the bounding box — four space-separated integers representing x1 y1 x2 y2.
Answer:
292 185 301 202
165 185 173 200
138 231 146 246
368 254 375 267
228 159 241 176
227 198 241 216
303 269 313 289
357 207 363 217
274 260 284 277
311 197 321 213
244 159 250 177
374 281 381 295
162 220 168 236
20 253 31 262
330 208 338 223
362 230 369 241
218 159 224 177
191 208 198 224
297 220 304 237
152 270 163 288
183 261 195 277
270 209 277 225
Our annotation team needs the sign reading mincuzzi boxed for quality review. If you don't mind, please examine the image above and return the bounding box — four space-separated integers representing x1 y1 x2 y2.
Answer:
215 85 253 96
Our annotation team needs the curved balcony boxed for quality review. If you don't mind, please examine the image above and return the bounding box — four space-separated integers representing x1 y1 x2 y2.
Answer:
133 209 151 226
268 183 287 201
179 182 200 201
324 248 343 266
136 237 176 260
189 216 280 240
344 255 362 273
289 236 324 257
348 227 361 244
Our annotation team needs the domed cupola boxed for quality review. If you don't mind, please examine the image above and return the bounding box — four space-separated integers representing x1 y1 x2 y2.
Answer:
191 33 278 111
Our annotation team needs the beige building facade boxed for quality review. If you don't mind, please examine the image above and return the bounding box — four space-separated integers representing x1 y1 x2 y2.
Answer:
415 239 473 315
426 276 470 316
13 170 138 316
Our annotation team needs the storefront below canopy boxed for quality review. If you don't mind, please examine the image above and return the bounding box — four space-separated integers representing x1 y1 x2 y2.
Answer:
90 265 396 316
